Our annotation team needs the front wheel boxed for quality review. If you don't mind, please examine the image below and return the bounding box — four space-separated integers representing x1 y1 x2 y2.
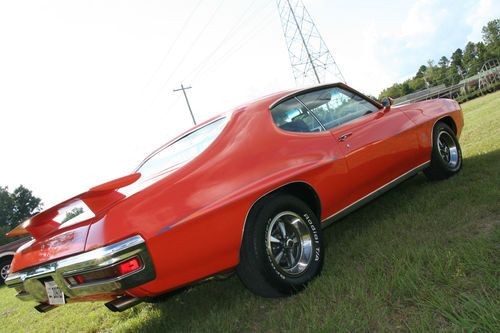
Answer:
237 194 324 297
424 122 462 181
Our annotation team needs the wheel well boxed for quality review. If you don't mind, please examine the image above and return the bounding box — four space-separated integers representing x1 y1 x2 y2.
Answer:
0 255 13 264
437 116 457 134
252 182 322 220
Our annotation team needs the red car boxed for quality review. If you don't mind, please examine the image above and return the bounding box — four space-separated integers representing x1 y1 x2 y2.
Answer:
0 238 31 284
5 83 463 312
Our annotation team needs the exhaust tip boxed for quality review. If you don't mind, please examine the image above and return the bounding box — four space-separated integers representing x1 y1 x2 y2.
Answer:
34 303 57 313
105 296 142 312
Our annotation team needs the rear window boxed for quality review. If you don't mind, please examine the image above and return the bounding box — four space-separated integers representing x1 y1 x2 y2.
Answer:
136 117 228 177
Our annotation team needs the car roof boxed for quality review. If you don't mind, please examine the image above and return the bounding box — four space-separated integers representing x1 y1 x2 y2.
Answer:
138 82 380 167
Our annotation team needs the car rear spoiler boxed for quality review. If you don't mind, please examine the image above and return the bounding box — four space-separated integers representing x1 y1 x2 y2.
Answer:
6 173 141 240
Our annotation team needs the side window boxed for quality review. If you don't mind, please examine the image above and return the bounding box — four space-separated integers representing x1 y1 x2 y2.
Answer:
137 117 227 177
296 87 379 130
270 98 323 133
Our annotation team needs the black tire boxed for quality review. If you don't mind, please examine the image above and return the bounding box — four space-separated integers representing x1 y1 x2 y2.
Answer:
237 194 324 297
0 258 11 285
424 122 462 181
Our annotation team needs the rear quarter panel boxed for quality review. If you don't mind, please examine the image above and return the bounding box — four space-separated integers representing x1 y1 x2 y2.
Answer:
398 99 464 165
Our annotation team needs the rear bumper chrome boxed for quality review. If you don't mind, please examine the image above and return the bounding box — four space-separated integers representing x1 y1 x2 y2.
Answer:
5 235 155 303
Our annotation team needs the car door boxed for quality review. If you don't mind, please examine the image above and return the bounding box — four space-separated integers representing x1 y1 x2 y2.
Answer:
296 86 421 205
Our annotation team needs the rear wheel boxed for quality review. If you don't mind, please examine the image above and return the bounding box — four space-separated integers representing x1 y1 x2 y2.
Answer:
0 258 11 285
424 122 462 180
237 194 324 297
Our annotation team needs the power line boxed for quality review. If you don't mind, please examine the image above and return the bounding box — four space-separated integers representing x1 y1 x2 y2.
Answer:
146 1 273 120
183 0 266 81
189 6 276 83
155 0 227 98
144 0 203 88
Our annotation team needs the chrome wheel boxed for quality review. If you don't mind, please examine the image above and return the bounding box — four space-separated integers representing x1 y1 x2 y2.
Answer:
437 131 459 168
1 263 10 281
266 211 313 276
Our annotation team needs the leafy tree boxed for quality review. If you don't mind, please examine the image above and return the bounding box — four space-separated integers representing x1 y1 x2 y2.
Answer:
438 56 450 68
0 185 42 229
437 56 451 85
424 60 438 86
409 77 426 91
450 48 465 77
379 84 403 99
415 65 427 79
476 42 489 68
61 207 84 223
451 48 463 66
463 42 480 77
482 19 500 58
0 187 11 227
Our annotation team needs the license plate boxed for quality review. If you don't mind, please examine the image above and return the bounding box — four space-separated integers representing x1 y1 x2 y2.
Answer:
45 281 65 305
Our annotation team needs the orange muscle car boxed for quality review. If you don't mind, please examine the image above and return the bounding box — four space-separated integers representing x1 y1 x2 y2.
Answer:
5 83 463 312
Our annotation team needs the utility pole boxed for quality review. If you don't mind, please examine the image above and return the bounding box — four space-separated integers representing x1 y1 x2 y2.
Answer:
173 84 196 125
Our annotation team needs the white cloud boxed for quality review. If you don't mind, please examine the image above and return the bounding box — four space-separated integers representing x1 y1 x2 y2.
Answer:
466 0 500 42
400 0 438 43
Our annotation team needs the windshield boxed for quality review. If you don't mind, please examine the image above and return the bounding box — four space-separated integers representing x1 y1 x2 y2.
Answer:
136 117 228 178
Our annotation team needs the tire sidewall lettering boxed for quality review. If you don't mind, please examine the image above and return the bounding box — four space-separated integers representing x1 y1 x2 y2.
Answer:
303 213 321 262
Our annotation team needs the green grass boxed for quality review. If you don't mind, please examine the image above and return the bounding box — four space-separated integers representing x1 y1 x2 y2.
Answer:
1 92 499 332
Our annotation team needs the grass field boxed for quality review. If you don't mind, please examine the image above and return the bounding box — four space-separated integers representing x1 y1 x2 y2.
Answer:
1 92 499 333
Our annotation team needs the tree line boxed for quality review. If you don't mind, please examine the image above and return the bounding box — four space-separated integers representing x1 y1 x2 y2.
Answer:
0 185 42 245
378 19 500 100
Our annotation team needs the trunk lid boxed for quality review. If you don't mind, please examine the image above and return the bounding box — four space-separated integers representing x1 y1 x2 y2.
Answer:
10 223 90 272
7 173 140 272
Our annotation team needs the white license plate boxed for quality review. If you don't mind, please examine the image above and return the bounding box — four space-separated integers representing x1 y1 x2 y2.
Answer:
45 281 65 305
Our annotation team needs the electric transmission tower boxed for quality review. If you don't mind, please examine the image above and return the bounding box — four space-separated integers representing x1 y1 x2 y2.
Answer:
276 0 346 85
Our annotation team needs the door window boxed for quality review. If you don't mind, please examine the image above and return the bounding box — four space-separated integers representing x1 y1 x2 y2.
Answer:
270 98 323 133
296 87 379 130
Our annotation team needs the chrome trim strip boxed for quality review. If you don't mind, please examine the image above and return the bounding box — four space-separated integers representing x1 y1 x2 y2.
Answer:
5 235 156 303
321 161 431 228
57 236 145 271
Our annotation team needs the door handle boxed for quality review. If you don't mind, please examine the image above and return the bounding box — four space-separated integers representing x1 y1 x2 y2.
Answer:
337 132 352 142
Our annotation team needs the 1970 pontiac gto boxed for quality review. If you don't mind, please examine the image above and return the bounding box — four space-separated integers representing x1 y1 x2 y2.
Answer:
5 83 463 312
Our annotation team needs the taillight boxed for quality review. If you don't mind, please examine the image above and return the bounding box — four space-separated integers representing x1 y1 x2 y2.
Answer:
65 257 143 286
118 257 141 275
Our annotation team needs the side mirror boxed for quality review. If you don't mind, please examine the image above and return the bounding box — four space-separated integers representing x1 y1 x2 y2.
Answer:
381 97 394 111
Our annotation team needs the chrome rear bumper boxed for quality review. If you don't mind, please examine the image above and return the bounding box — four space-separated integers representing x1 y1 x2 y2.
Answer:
5 235 155 303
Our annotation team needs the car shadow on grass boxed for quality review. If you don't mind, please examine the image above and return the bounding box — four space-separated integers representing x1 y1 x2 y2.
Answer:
119 149 500 332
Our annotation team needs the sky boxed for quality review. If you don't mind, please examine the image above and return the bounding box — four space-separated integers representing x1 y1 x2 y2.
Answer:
0 0 498 207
